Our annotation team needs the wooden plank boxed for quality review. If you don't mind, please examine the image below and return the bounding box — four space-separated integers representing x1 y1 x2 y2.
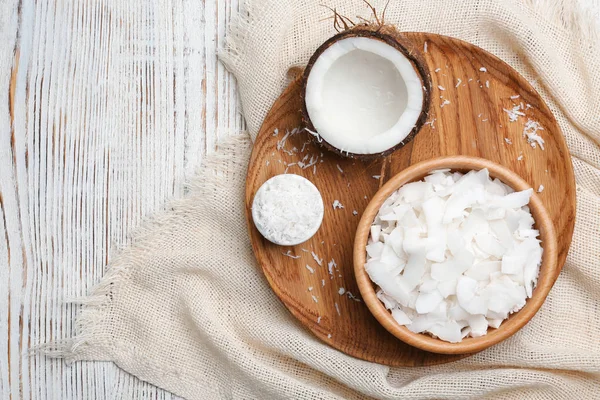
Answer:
1 0 243 398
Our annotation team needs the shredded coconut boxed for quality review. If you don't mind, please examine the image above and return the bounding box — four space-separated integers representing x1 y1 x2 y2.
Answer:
252 174 324 246
455 79 462 88
332 200 344 209
523 119 545 150
276 130 296 156
347 292 361 302
335 303 341 316
282 250 300 259
503 105 526 122
305 265 315 274
440 99 451 108
328 259 337 277
537 185 544 193
438 85 445 91
424 118 436 129
480 67 487 72
311 251 323 266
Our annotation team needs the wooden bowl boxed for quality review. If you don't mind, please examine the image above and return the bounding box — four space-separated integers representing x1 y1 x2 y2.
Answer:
353 155 558 354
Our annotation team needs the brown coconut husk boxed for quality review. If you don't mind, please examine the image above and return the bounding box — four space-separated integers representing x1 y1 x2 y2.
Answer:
301 3 432 159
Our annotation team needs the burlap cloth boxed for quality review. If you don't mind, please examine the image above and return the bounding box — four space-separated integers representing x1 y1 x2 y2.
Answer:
53 0 600 398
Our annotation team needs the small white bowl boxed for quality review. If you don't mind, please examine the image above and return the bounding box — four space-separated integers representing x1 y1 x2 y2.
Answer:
252 174 324 246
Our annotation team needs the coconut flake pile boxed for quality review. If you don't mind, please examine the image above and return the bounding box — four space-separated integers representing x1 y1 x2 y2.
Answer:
365 168 543 342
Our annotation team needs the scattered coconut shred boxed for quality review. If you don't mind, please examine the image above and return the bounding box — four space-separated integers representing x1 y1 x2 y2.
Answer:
365 168 543 342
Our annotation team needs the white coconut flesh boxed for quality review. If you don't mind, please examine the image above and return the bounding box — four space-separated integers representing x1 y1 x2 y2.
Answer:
305 37 424 155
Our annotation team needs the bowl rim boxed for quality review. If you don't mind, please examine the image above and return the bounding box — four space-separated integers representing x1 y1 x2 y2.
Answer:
353 155 558 354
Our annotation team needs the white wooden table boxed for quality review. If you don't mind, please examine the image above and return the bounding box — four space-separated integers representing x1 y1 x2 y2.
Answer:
1 0 598 399
1 0 241 398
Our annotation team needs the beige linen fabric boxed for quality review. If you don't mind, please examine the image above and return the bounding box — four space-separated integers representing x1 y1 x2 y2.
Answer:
53 0 600 398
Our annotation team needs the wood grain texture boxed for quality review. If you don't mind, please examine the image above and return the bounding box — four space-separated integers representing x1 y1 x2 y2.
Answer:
246 33 575 366
354 156 559 355
1 0 243 399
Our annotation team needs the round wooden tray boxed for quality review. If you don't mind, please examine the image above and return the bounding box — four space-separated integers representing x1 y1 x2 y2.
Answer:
245 33 576 367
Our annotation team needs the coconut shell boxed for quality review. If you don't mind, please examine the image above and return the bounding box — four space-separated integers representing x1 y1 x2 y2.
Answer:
301 25 432 159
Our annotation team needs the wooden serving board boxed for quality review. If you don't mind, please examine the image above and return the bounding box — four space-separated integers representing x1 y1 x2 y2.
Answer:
245 33 576 367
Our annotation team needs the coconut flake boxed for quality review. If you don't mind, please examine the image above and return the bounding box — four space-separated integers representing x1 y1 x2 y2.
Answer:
332 200 344 209
365 168 542 342
415 291 444 314
391 308 412 325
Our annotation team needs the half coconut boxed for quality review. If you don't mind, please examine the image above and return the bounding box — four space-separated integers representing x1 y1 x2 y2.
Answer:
302 27 431 158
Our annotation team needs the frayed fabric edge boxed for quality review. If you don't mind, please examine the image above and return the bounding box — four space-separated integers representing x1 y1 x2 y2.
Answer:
37 133 253 362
